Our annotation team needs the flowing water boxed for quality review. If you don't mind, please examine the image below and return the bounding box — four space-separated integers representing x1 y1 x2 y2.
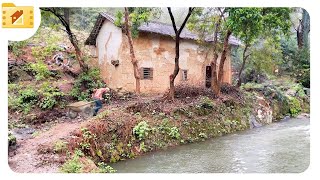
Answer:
112 116 310 173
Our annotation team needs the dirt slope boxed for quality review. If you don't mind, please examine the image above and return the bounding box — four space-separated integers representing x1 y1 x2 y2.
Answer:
8 120 90 173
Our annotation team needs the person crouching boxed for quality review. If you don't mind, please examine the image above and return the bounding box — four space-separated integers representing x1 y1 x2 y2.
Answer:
92 87 110 116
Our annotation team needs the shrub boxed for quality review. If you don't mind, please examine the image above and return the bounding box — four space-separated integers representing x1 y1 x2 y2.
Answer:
54 140 68 153
9 40 28 57
70 68 105 101
8 133 17 146
95 162 116 173
292 83 306 98
18 88 38 103
78 128 96 152
280 38 310 88
133 121 151 141
241 82 264 90
28 61 52 81
8 83 21 92
288 97 301 117
9 82 64 112
31 35 63 61
8 95 20 111
38 82 64 110
14 87 38 114
200 96 214 109
168 127 180 139
60 154 83 173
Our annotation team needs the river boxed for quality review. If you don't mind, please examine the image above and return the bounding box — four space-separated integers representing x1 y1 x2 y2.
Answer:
112 116 310 173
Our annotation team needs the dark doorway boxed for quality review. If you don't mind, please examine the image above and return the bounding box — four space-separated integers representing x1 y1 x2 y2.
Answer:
205 66 212 88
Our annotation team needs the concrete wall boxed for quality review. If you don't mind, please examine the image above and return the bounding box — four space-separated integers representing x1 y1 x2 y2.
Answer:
90 21 232 94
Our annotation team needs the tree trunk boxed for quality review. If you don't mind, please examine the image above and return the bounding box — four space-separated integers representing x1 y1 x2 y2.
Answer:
63 8 70 26
124 7 140 94
301 8 310 48
237 44 250 87
212 30 231 97
296 8 310 50
41 8 88 72
66 26 88 72
210 9 223 96
211 53 220 96
297 20 304 49
169 36 181 99
167 7 194 100
216 30 232 96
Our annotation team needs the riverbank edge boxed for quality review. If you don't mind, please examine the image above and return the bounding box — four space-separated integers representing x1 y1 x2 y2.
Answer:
55 90 309 173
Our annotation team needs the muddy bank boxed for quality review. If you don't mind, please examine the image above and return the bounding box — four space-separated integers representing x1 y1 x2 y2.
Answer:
57 87 308 172
112 115 310 173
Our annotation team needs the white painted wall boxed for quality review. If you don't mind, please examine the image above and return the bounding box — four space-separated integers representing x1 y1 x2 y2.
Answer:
96 20 122 65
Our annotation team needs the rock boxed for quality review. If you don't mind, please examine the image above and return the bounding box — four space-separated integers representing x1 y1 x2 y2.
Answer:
297 113 310 118
303 88 310 96
249 115 262 129
58 82 73 93
253 95 273 125
286 89 296 96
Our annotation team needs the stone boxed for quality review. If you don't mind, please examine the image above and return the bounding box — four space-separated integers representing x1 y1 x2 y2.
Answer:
249 115 262 129
286 89 296 96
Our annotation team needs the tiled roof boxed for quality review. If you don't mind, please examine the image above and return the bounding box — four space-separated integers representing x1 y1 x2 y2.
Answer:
85 12 241 46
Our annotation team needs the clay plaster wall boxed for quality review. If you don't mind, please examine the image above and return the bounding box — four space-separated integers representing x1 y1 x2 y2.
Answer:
92 22 232 93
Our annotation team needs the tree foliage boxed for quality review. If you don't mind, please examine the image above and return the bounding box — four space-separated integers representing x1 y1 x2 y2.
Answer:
114 7 160 94
115 8 161 38
227 8 291 86
40 7 88 72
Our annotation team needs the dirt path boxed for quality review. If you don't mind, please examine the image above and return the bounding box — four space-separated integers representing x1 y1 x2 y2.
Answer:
8 96 161 173
8 121 90 173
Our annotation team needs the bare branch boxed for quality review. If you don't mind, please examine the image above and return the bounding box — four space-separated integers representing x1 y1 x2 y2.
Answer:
167 7 178 34
177 7 194 36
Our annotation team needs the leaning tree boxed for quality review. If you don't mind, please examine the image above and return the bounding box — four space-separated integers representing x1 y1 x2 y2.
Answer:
41 8 88 72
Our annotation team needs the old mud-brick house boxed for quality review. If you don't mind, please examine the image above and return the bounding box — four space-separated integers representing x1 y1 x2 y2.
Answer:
85 13 240 93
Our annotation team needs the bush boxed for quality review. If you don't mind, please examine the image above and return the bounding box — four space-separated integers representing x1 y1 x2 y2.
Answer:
168 127 180 139
60 154 83 173
31 34 63 61
54 140 68 153
9 40 28 57
280 38 310 88
16 87 38 114
292 83 306 98
70 68 105 101
200 96 214 109
19 88 38 103
9 82 64 112
8 133 17 146
95 162 116 173
288 97 301 117
241 82 264 90
133 121 151 141
28 61 52 81
38 82 64 110
8 95 20 111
